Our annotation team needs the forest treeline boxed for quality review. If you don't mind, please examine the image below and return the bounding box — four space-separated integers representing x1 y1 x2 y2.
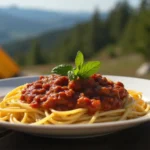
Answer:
4 0 150 65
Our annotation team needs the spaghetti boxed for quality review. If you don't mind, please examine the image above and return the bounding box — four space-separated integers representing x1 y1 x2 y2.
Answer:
0 75 149 125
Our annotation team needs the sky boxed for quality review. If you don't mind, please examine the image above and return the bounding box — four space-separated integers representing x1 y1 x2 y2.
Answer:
0 0 141 12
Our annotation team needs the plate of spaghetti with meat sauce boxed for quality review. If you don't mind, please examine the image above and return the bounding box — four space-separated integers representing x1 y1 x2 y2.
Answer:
0 51 150 138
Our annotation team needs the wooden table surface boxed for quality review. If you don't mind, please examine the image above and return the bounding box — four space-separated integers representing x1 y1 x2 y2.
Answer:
0 122 150 150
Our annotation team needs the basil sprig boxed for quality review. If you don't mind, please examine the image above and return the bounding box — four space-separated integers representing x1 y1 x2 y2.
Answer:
51 51 101 80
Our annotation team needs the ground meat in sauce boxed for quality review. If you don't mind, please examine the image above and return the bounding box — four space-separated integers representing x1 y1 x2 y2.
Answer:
20 74 128 114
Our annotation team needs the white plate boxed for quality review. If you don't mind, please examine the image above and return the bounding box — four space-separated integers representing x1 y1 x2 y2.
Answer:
0 75 150 138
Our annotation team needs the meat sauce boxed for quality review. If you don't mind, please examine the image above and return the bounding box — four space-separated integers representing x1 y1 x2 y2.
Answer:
20 74 128 114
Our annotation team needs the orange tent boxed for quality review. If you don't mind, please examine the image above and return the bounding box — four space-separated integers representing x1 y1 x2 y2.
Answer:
0 47 20 78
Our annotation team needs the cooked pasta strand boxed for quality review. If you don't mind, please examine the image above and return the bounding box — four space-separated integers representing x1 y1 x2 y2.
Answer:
0 85 149 125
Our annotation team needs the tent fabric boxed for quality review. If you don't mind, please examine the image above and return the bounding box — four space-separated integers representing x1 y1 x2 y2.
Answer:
0 48 20 78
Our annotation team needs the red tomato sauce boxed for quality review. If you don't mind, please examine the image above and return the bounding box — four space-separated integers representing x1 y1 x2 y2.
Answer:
20 74 128 114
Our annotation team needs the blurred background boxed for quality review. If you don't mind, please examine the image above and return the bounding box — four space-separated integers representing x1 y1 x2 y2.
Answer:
0 0 150 79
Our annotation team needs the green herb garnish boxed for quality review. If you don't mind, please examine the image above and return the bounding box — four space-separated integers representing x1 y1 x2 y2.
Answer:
51 64 73 76
51 51 101 80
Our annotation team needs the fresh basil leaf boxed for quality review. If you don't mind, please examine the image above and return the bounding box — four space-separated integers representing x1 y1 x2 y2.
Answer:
51 64 73 76
68 70 76 80
75 51 84 69
73 68 79 75
51 51 101 80
78 61 100 78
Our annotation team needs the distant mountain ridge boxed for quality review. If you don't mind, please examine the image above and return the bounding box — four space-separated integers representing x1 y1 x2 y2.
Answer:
0 6 92 24
0 9 51 43
0 6 108 44
0 6 95 44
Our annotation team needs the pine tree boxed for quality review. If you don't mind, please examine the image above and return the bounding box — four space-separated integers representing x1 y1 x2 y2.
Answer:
135 1 150 61
55 23 85 62
26 40 45 65
107 1 132 43
140 0 150 11
14 51 26 66
68 24 84 61
121 0 150 60
88 8 101 52
120 13 138 53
